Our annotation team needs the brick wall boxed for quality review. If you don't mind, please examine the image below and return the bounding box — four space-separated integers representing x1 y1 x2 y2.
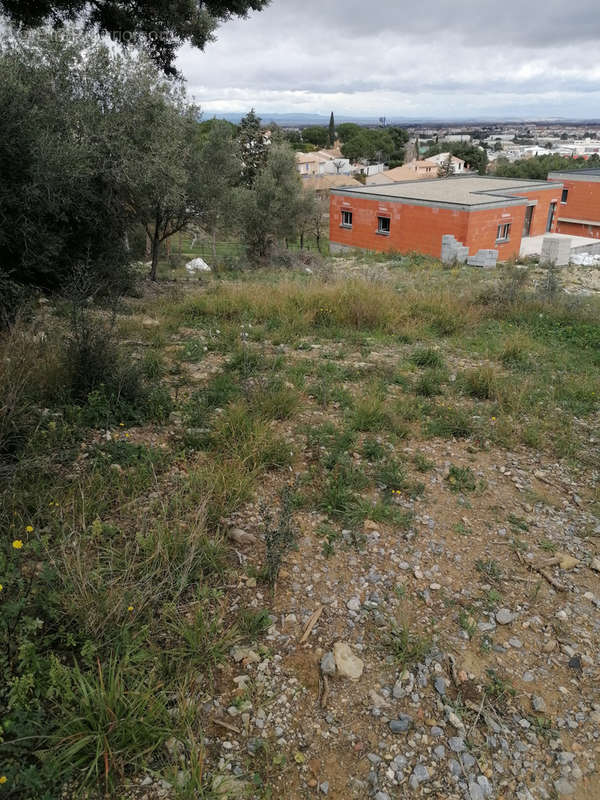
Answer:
330 194 469 257
548 176 600 239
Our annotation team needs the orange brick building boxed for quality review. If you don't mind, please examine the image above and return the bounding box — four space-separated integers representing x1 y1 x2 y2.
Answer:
329 176 562 260
547 168 600 239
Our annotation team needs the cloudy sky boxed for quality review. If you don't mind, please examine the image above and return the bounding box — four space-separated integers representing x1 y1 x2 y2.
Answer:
176 0 600 120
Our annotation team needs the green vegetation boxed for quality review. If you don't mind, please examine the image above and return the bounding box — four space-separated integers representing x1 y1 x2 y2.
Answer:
2 251 599 797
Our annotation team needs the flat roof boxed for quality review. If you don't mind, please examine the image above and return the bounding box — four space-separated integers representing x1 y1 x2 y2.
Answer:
549 168 600 181
331 175 561 210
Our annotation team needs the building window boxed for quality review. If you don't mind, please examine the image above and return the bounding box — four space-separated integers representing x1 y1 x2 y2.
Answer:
561 188 568 204
496 222 511 242
341 210 352 228
377 216 391 235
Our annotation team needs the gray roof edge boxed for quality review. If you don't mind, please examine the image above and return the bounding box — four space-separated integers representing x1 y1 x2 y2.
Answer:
329 188 535 212
548 170 600 183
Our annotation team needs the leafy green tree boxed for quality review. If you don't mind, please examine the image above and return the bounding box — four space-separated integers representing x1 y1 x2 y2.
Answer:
297 189 318 250
336 122 361 142
238 108 268 186
341 129 398 164
302 126 329 147
118 68 203 280
196 121 241 260
328 112 335 147
236 144 303 260
0 0 269 74
494 153 600 180
437 154 454 177
0 31 143 292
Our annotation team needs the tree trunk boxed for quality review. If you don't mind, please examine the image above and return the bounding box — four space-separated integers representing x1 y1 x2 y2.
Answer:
300 231 304 250
212 229 217 262
148 221 161 281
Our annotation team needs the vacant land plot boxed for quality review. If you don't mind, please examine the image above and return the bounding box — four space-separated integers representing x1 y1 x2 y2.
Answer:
2 256 599 799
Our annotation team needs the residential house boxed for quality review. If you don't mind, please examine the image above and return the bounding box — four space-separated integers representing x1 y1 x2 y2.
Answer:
295 151 352 177
547 167 600 239
329 175 562 260
365 160 439 184
425 152 467 174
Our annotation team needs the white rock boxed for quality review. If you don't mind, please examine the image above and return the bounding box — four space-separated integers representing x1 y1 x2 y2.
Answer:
186 257 211 272
333 641 364 680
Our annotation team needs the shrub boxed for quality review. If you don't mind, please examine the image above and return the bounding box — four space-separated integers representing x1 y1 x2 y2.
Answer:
48 657 172 791
461 366 498 400
410 347 444 368
425 404 473 439
206 401 292 471
446 464 476 493
415 368 445 397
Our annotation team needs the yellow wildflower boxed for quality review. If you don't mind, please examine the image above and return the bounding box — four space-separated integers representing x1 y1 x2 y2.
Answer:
25 525 34 532
0 584 3 592
127 605 134 612
12 540 23 550
0 775 7 784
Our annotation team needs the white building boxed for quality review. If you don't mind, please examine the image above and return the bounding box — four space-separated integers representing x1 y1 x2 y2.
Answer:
426 152 466 174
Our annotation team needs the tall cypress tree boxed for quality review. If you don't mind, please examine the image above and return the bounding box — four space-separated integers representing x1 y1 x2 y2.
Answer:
328 112 335 148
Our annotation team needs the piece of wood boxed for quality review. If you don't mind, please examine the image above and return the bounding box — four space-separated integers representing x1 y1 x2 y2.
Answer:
320 673 330 709
299 605 324 644
213 718 241 735
517 552 566 592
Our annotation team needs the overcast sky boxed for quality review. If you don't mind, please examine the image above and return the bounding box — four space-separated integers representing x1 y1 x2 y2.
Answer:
176 0 600 120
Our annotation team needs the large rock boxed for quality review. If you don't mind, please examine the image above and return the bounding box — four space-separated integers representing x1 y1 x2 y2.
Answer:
186 257 211 273
333 641 364 680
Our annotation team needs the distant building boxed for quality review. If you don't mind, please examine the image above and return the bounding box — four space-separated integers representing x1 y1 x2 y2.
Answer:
295 151 352 177
301 174 362 195
547 168 600 239
365 160 439 184
425 153 466 174
329 175 562 260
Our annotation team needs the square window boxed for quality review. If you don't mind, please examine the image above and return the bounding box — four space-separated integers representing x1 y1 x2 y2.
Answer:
377 216 390 235
341 210 352 228
561 188 568 204
496 222 511 242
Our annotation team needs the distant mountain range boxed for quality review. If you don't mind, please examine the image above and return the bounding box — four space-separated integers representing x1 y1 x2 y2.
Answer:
201 111 600 127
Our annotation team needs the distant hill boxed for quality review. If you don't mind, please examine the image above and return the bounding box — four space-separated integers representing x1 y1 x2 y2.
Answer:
200 111 600 127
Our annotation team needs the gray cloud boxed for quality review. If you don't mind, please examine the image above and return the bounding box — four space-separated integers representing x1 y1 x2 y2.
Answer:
176 0 600 118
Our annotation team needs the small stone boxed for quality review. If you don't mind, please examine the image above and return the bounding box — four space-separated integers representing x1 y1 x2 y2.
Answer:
590 557 600 572
468 780 485 800
389 714 413 733
496 608 515 625
409 764 429 788
477 775 493 798
463 753 476 769
333 641 364 680
532 695 547 712
212 775 249 797
558 554 579 571
231 646 260 664
449 736 465 753
554 777 575 796
374 793 391 800
320 652 336 676
229 528 257 545
347 596 361 612
522 670 535 682
319 781 329 795
434 676 447 695
433 745 446 759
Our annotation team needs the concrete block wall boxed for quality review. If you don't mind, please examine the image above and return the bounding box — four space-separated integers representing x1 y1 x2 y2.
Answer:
541 235 571 266
441 235 469 264
466 249 499 269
